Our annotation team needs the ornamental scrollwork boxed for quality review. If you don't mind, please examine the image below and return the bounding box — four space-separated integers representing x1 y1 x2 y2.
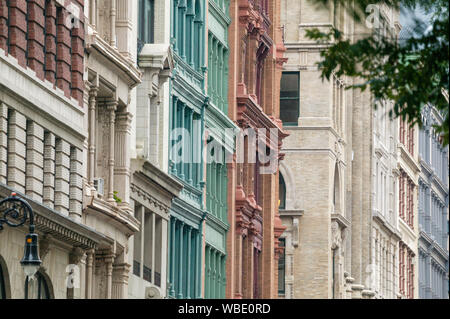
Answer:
0 194 34 232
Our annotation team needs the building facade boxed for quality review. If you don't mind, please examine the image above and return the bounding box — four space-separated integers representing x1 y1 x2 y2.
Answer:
418 104 449 299
226 0 288 299
127 0 184 300
0 0 114 299
278 0 422 299
167 0 208 299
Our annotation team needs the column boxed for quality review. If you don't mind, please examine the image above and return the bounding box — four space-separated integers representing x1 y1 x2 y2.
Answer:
90 0 97 28
186 227 192 298
211 249 217 298
190 11 195 66
196 227 203 298
105 255 115 299
43 132 55 208
88 87 98 188
69 147 83 222
151 213 156 283
25 121 44 202
110 0 116 47
107 101 117 202
223 49 229 113
150 98 160 167
217 164 222 219
205 245 210 298
170 218 176 297
212 162 216 216
173 0 179 52
171 97 179 175
54 139 70 216
85 249 94 299
114 112 132 207
140 206 145 278
160 218 168 296
189 109 194 184
180 104 186 180
178 222 185 298
181 2 187 59
112 263 130 299
7 110 27 193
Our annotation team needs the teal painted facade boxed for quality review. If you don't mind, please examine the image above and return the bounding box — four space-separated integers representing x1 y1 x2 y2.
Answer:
168 0 207 299
167 0 235 299
204 0 234 299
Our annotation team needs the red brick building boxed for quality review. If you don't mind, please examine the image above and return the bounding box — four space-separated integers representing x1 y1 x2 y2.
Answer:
0 0 84 106
226 0 288 299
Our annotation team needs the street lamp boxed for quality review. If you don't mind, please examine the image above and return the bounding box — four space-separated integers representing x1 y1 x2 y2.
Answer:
0 193 42 278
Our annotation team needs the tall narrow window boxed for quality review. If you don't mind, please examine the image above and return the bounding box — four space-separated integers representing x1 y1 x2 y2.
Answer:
138 0 154 54
280 72 300 126
279 174 286 209
278 238 286 295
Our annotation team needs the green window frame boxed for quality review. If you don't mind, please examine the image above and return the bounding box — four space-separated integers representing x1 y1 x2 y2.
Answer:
280 72 300 126
138 0 155 53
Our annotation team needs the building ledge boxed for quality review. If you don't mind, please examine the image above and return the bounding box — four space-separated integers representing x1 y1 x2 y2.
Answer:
0 184 110 250
86 32 142 89
280 209 304 217
85 196 140 237
372 211 402 241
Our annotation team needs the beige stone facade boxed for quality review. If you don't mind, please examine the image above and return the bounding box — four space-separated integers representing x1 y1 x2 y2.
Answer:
279 0 420 299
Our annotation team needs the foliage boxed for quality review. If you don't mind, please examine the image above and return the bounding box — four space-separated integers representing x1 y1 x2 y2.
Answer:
306 0 449 145
113 191 122 204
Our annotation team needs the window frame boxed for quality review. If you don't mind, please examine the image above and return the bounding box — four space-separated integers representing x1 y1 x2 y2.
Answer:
280 71 300 126
279 174 286 210
24 271 51 299
278 238 286 295
138 0 155 53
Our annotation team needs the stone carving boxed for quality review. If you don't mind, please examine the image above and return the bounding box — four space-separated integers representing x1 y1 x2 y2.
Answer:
331 221 341 250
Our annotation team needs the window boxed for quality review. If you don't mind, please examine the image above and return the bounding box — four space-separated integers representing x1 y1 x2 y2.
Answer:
133 205 163 287
138 0 154 53
278 238 286 295
25 271 51 299
279 174 286 209
280 72 300 126
0 261 6 299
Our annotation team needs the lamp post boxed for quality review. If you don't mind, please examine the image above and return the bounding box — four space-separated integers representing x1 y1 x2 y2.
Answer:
0 193 42 280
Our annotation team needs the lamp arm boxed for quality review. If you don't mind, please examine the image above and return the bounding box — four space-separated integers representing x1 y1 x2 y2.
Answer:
0 194 36 233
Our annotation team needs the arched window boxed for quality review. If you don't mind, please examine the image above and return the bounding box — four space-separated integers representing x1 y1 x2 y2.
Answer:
0 262 6 299
333 164 340 213
25 271 51 299
279 174 286 209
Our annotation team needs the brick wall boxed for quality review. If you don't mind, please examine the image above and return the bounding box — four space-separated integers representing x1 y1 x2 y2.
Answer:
0 0 84 106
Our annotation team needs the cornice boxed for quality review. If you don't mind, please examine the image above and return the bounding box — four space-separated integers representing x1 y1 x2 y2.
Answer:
86 33 142 89
138 43 174 72
372 211 402 241
85 196 140 236
398 144 421 175
0 184 110 250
